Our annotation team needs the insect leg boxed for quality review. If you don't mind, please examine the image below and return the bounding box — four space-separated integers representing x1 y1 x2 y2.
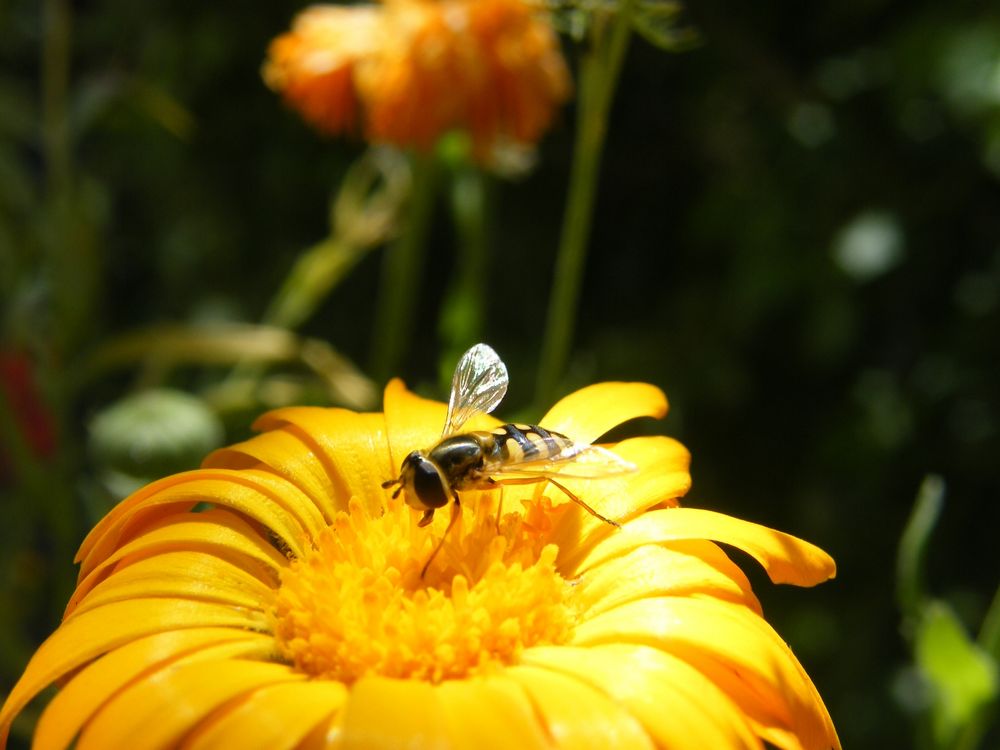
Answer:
490 476 621 528
545 477 621 527
417 509 435 527
485 477 504 534
421 494 461 578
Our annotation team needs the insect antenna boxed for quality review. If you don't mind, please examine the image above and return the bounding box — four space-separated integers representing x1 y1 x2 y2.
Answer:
381 477 403 499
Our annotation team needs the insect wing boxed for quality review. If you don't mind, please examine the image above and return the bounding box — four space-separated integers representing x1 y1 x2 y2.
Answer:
443 343 509 436
493 443 637 480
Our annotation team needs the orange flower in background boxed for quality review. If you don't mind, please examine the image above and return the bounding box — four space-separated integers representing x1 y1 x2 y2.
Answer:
263 6 381 136
0 380 840 749
264 0 570 156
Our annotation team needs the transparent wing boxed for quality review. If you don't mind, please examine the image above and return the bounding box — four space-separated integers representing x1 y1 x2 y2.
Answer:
491 443 637 480
443 343 509 436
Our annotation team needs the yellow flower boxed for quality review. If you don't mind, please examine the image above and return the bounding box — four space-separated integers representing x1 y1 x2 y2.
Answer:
0 381 840 749
264 0 570 157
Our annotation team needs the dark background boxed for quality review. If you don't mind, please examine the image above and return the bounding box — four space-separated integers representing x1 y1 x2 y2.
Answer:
2 1 999 747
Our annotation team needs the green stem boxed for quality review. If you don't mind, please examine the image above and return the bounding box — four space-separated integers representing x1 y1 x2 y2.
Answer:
42 0 72 196
263 236 365 331
535 7 633 406
39 0 81 600
370 153 440 382
897 475 946 628
439 164 489 388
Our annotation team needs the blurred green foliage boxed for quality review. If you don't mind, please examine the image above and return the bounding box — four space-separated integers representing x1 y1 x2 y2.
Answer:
1 0 999 748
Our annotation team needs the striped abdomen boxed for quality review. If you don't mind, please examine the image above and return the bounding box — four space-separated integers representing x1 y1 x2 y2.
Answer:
481 423 574 470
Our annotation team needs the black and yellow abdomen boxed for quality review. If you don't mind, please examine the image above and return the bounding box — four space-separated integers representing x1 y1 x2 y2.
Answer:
479 423 574 469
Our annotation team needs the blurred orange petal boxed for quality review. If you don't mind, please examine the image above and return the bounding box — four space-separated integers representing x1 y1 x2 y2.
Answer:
263 5 380 135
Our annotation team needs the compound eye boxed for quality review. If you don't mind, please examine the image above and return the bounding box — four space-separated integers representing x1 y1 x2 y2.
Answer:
411 459 450 509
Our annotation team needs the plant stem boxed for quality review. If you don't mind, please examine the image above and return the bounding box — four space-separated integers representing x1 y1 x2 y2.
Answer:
370 152 440 382
36 0 82 614
439 164 489 388
535 7 633 406
897 475 946 627
42 0 72 195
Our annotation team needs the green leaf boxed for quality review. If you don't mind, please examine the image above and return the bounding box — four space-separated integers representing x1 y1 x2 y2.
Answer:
915 601 999 749
629 0 698 52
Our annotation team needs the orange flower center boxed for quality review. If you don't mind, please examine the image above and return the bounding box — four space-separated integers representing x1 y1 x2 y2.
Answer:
272 497 576 683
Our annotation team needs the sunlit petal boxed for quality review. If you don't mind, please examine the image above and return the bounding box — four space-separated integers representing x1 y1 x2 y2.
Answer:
255 407 393 516
547 435 691 559
0 600 268 742
523 644 763 749
34 631 275 750
541 382 668 444
76 660 303 750
572 596 840 749
340 677 450 748
204 426 342 522
570 507 836 586
67 508 286 617
68 551 275 618
506 665 655 750
436 676 550 750
573 541 761 617
183 680 348 750
77 472 321 577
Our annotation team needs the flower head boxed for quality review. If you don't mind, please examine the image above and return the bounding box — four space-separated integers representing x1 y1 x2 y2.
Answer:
264 0 570 158
1 380 840 749
263 5 381 136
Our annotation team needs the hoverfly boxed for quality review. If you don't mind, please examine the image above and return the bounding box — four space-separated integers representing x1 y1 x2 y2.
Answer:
381 343 636 575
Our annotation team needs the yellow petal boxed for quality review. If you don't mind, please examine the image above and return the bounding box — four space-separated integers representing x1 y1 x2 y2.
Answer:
673 655 817 750
571 507 836 586
204 426 342 522
436 676 550 750
0 599 267 745
340 676 450 749
571 596 838 749
77 659 303 750
255 407 393 516
183 680 348 750
505 665 655 750
382 379 503 469
33 630 275 750
68 551 274 619
78 470 322 579
383 379 447 471
547 436 690 561
540 382 667 444
68 509 286 616
573 541 761 617
523 644 763 750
